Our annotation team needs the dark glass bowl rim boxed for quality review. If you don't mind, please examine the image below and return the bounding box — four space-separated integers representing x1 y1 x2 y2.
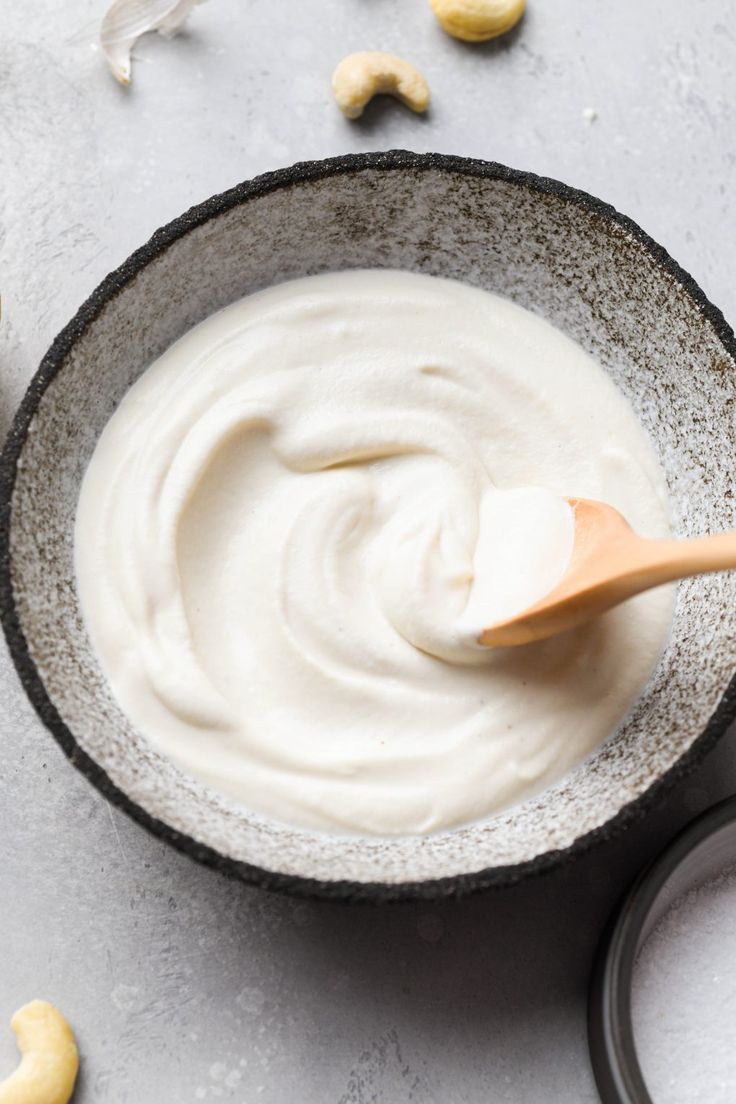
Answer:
588 795 736 1103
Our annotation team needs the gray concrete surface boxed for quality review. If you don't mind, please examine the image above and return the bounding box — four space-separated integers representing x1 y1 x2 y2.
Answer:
1 1 735 1100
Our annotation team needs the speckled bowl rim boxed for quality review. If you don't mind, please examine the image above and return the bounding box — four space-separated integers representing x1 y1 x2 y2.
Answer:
1 150 735 903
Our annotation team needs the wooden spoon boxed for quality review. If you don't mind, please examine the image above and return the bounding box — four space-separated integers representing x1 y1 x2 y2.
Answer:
480 497 736 647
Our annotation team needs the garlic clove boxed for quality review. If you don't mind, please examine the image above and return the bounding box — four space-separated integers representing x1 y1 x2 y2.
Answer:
100 0 205 84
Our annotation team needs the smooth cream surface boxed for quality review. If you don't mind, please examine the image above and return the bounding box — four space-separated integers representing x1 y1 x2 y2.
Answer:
75 269 673 836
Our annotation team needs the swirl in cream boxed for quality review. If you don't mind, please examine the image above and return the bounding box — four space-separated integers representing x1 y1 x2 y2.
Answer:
75 270 673 835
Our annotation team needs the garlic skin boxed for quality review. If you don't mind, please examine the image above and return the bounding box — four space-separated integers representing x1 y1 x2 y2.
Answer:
100 0 205 85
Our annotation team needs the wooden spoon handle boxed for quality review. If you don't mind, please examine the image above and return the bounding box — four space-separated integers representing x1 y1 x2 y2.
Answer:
481 523 736 649
541 529 736 625
636 529 736 585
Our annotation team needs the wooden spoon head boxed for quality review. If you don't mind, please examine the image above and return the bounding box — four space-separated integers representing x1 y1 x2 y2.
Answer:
480 497 638 647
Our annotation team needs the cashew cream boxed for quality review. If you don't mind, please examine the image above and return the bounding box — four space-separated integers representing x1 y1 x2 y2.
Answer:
75 269 673 835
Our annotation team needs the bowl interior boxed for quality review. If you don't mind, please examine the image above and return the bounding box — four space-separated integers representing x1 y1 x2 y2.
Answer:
5 155 736 894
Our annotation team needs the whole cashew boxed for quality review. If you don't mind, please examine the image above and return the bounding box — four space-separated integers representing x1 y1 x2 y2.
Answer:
332 52 430 119
0 1002 79 1104
429 0 525 42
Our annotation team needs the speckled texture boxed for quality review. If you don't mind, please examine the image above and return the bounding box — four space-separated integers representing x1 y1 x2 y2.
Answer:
2 153 736 897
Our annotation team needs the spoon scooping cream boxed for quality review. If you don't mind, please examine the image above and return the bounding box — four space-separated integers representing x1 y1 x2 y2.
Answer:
482 498 736 647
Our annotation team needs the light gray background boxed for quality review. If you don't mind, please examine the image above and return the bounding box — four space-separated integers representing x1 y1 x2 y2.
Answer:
1 1 735 1100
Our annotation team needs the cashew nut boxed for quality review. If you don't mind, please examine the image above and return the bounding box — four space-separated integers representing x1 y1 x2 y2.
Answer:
429 0 525 42
331 52 430 119
0 1002 79 1104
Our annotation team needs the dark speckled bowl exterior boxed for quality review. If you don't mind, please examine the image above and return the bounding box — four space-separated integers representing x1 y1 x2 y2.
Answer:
2 152 736 902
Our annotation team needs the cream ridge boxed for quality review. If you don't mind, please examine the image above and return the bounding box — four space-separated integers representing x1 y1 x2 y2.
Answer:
74 269 673 835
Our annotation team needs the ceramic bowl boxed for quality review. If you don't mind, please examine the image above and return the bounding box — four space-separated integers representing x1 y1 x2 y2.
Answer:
2 151 736 901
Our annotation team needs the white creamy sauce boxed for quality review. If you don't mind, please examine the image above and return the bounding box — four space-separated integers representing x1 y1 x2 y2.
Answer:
75 269 673 836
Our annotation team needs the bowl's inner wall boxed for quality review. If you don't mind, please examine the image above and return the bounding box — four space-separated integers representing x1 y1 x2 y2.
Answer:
9 165 736 884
